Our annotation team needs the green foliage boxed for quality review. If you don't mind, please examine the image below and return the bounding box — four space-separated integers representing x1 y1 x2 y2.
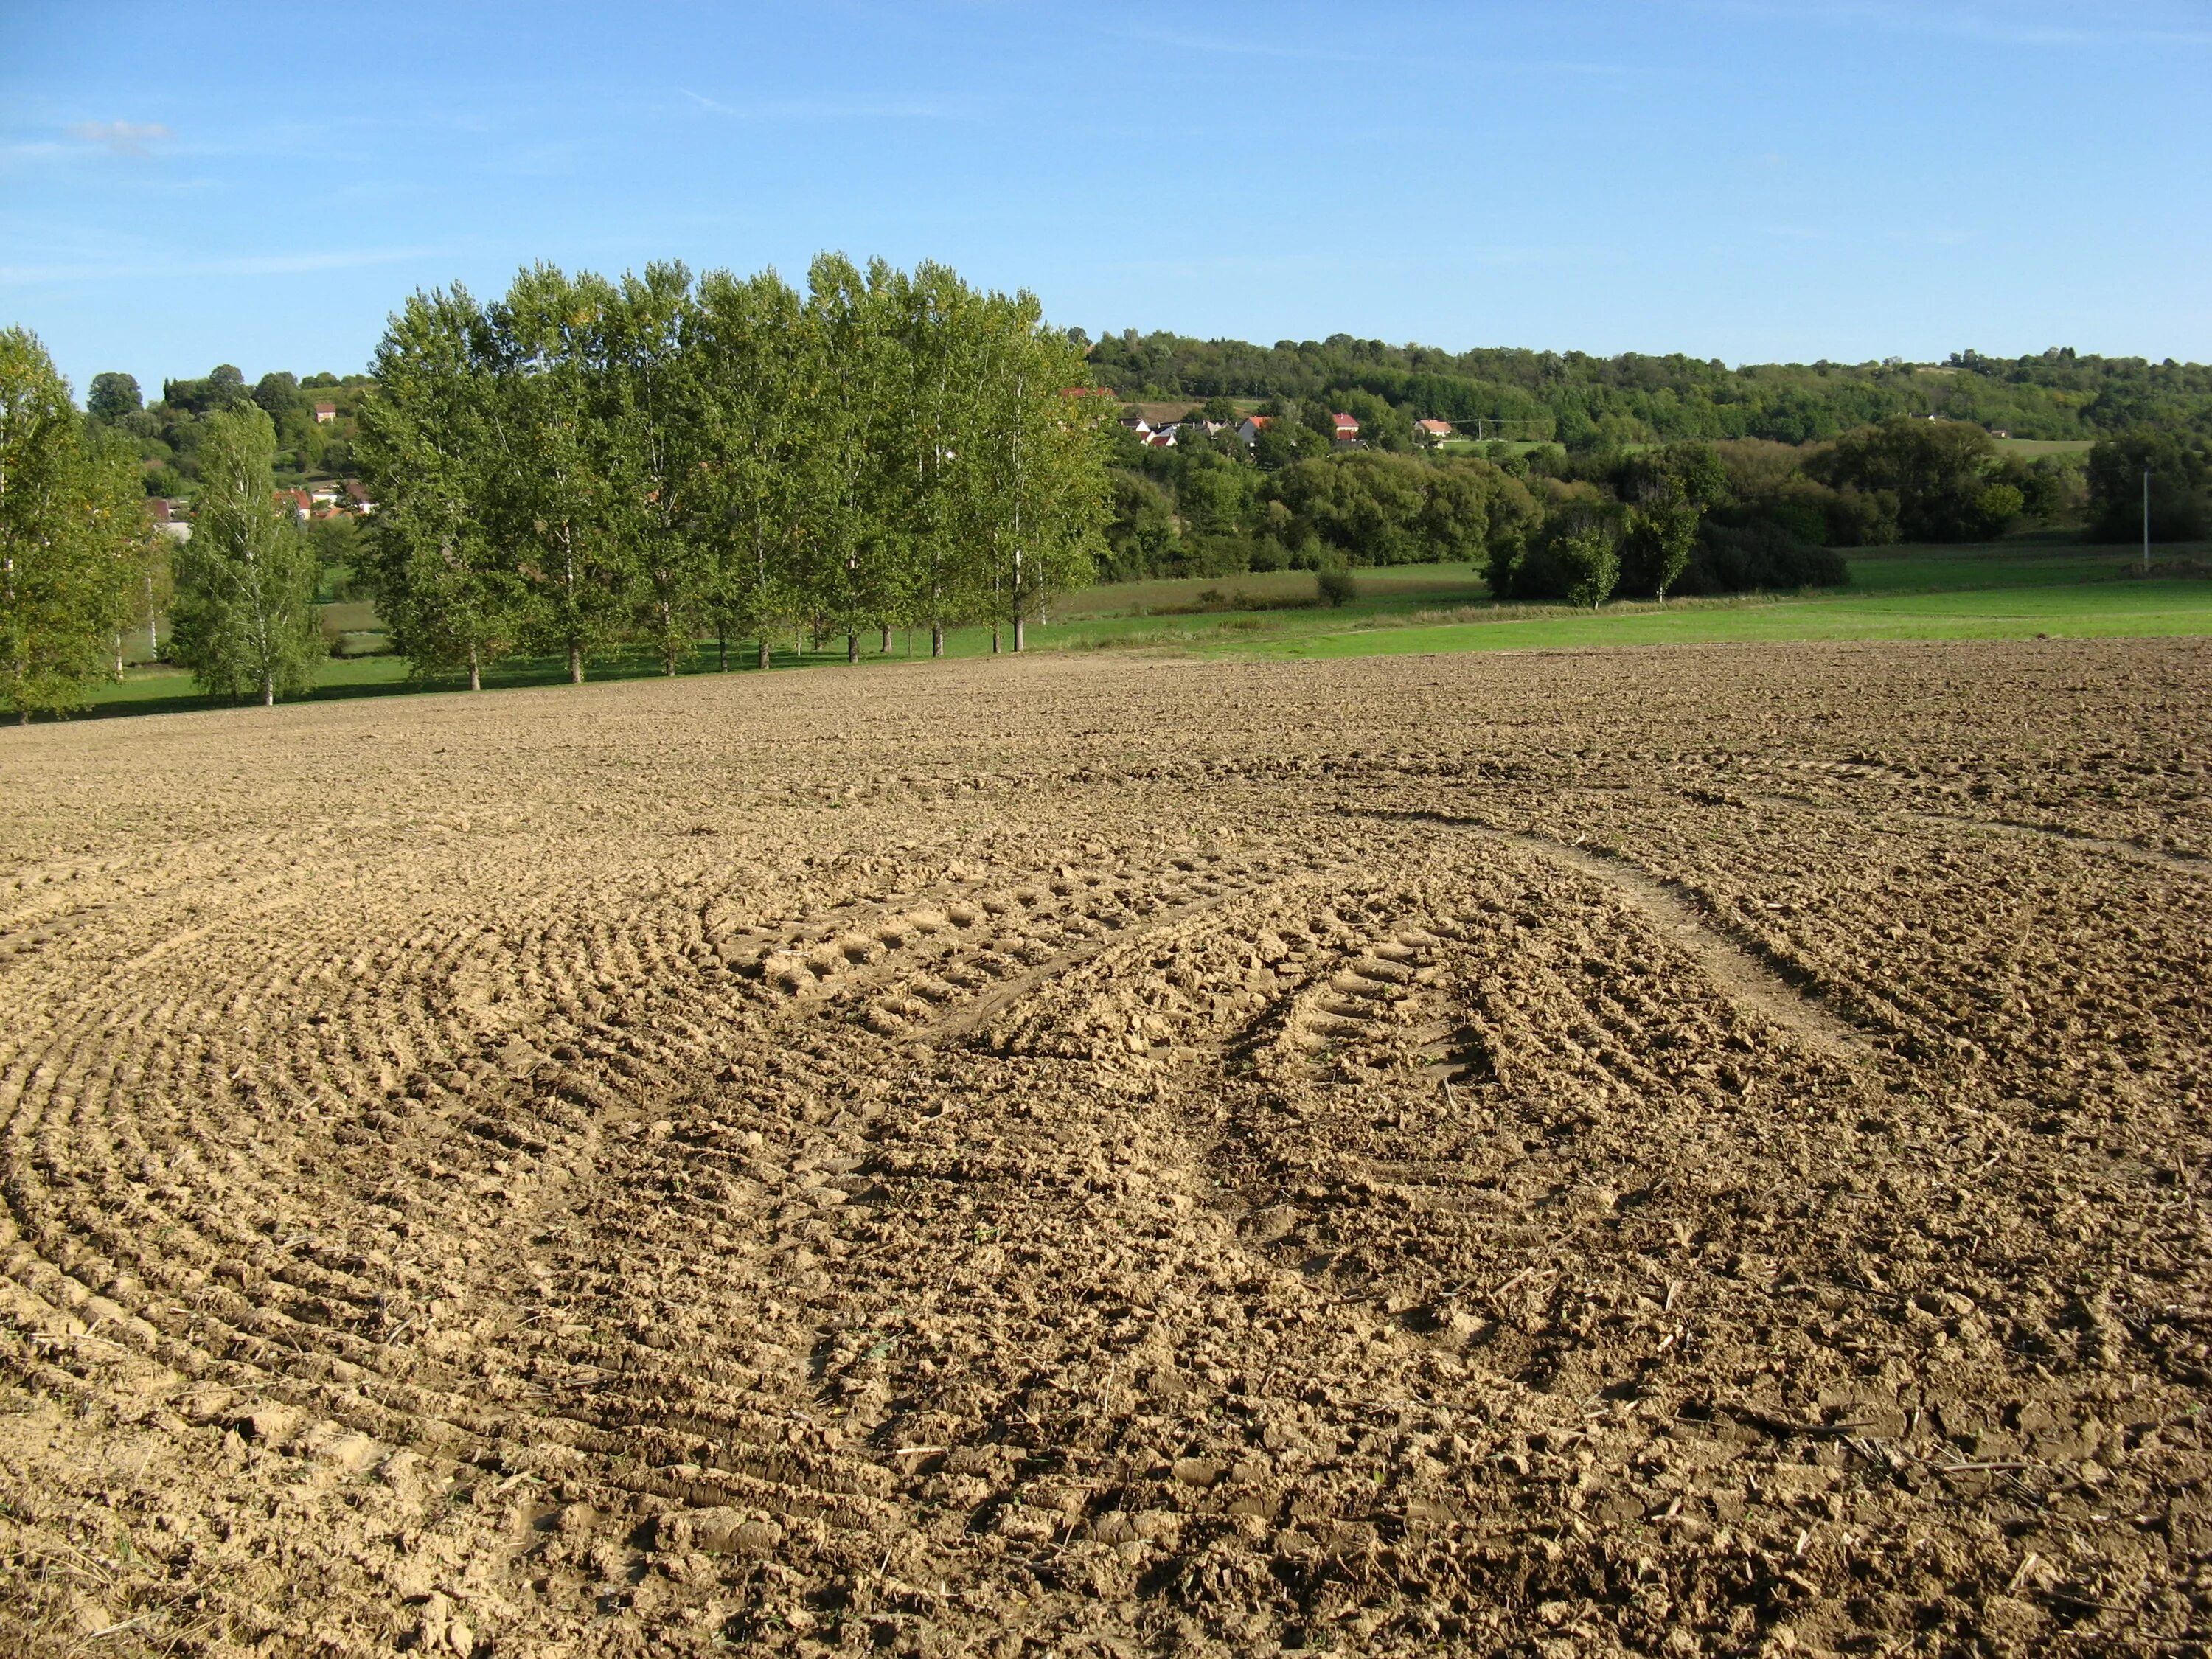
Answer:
356 285 518 686
1677 521 1847 596
1265 452 1532 570
1556 524 1621 609
1812 419 1997 542
354 254 1113 681
1088 332 2212 448
169 405 321 703
1315 567 1357 607
1623 485 1702 601
0 330 156 718
2086 428 2208 543
305 512 360 571
88 372 142 422
1973 484 2025 535
1102 471 1178 582
102 360 368 498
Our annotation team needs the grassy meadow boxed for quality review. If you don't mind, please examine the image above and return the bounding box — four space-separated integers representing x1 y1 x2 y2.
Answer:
70 532 2210 718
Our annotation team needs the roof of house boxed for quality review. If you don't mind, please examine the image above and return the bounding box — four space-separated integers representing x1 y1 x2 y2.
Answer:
1239 415 1272 430
1332 412 1359 428
313 400 337 412
1415 418 1453 435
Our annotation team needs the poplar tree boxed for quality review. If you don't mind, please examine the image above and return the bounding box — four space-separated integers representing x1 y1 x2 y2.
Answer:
692 267 812 669
806 254 900 664
358 286 517 689
963 291 1110 650
353 252 1113 686
600 263 702 675
0 329 151 720
885 262 981 657
170 404 321 705
488 265 628 684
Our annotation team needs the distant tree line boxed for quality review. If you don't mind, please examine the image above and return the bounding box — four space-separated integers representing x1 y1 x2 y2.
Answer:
1107 406 2209 608
1085 332 2212 448
358 255 1110 688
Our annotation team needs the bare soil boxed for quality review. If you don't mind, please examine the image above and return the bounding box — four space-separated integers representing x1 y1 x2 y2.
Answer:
1 640 2208 1658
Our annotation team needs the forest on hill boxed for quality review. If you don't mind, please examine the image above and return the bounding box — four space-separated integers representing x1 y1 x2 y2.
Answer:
84 364 370 498
1082 332 2212 448
1087 334 2212 594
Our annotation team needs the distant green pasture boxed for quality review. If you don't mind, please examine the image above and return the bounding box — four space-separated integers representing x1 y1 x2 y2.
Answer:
1991 437 2095 458
1206 580 2212 661
61 537 2211 720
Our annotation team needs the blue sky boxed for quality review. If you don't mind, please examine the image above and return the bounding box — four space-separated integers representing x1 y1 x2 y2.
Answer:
4 1 2208 397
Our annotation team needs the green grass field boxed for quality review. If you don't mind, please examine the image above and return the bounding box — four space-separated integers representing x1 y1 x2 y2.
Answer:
1206 580 2212 661
1991 437 2095 458
66 534 2210 719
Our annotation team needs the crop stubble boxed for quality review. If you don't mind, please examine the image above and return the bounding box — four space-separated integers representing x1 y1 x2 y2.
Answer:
0 639 2208 1656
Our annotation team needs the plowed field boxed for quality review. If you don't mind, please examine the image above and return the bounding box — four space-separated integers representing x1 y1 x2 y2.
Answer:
2 640 2209 1658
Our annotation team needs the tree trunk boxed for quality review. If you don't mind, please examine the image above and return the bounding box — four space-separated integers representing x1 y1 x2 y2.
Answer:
1013 615 1026 653
992 622 1001 654
880 626 892 654
718 630 728 672
846 633 859 664
568 641 583 685
758 636 771 671
931 623 945 658
262 674 274 708
468 644 481 692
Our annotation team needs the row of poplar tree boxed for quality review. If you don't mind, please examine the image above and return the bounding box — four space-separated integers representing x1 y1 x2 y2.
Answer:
359 254 1112 687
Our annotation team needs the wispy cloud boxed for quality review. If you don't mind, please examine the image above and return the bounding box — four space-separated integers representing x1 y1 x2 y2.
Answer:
68 120 172 156
1695 1 2212 49
678 88 960 121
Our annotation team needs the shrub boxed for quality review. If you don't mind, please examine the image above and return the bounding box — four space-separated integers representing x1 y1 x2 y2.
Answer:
1316 568 1357 607
1556 526 1620 609
1677 521 1846 595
